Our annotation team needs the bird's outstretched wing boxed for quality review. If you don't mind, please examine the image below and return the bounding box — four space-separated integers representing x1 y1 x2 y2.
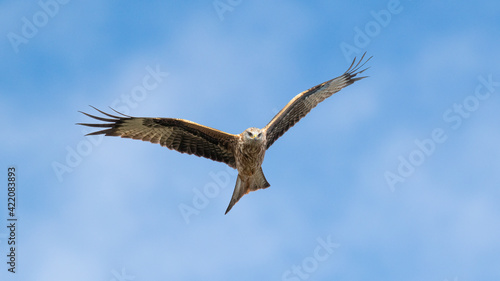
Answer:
263 53 371 149
78 107 239 168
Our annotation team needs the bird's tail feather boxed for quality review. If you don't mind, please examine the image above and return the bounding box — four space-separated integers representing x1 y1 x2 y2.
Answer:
251 167 270 192
225 167 270 214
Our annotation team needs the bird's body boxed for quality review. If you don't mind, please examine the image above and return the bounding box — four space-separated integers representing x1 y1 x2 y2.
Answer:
235 128 266 177
78 54 371 214
230 128 269 213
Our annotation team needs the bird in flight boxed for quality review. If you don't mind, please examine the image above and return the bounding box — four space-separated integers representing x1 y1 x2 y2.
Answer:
78 53 371 214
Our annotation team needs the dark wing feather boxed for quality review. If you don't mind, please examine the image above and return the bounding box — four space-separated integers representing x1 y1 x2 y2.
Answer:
263 53 371 149
78 107 238 168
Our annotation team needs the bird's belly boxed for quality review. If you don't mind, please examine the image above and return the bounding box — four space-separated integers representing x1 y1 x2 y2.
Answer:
235 146 265 177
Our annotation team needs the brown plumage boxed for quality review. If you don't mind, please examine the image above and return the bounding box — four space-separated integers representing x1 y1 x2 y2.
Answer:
78 53 371 214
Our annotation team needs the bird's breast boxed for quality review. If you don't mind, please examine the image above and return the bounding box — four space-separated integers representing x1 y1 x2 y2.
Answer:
235 142 266 177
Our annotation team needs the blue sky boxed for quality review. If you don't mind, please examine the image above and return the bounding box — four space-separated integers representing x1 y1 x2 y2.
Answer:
1 0 500 280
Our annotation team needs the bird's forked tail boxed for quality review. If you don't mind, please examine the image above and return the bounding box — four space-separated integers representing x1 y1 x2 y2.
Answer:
225 167 270 214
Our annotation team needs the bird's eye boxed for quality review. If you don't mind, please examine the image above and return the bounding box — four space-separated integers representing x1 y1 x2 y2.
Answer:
258 133 262 138
247 131 253 137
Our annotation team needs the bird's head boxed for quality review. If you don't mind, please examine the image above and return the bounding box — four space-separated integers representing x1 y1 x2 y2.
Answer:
243 127 265 143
